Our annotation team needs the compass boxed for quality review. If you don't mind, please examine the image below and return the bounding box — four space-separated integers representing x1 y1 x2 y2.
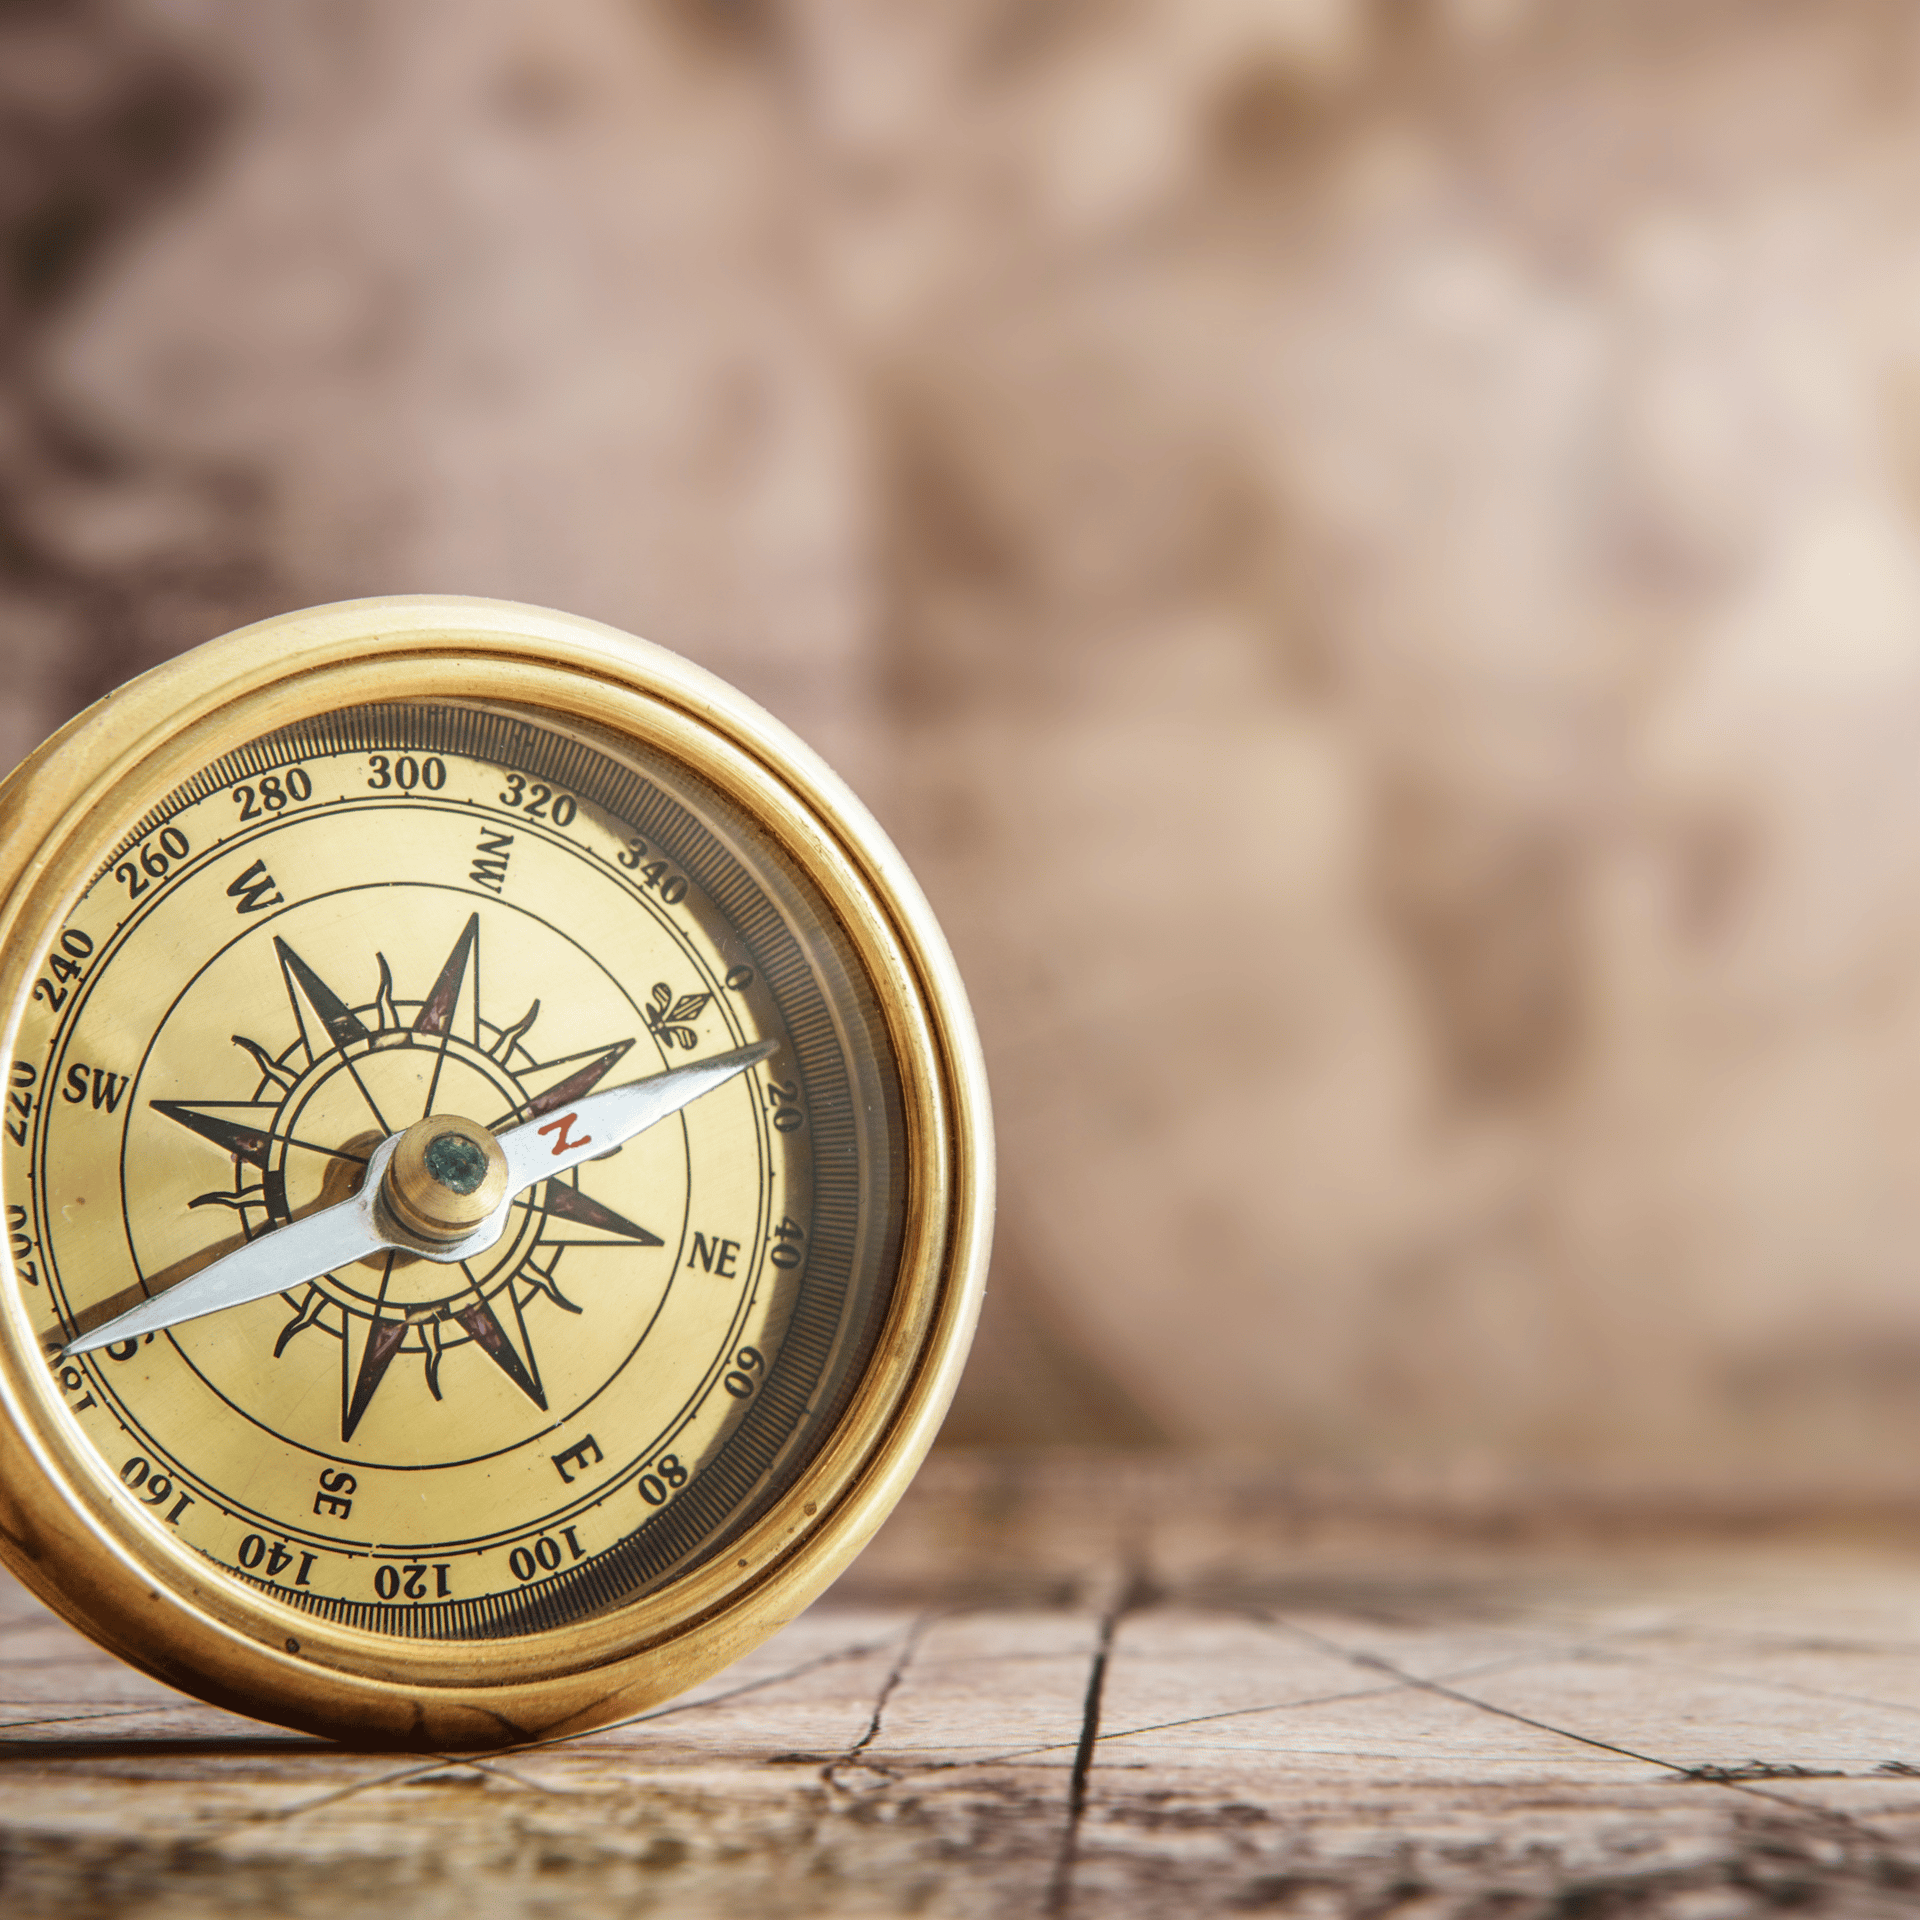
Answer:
0 596 991 1747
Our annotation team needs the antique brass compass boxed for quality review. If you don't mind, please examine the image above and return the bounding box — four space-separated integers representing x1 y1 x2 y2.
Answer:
0 597 991 1747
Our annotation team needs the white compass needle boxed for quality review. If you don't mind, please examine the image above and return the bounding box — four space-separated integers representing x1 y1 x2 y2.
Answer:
60 1040 777 1360
496 1039 777 1188
63 1201 388 1359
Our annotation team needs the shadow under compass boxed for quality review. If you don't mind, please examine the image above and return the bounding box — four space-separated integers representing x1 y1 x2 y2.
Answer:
0 1730 331 1764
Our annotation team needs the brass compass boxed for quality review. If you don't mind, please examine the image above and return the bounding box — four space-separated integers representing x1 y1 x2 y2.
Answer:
0 596 991 1746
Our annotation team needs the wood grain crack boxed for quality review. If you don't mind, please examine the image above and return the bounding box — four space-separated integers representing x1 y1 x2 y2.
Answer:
822 1610 931 1792
1265 1611 1905 1847
1047 1572 1148 1917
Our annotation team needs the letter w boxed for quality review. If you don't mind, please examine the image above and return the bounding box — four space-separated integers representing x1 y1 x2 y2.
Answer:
90 1069 129 1113
469 831 514 894
227 858 284 914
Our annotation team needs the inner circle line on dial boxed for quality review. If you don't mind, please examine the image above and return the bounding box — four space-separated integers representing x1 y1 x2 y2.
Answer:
105 879 738 1476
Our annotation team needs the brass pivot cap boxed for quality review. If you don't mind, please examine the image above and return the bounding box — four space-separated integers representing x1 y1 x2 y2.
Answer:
383 1117 509 1242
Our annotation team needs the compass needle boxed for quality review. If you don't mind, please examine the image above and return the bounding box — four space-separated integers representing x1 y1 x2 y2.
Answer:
66 1045 776 1360
0 595 989 1748
62 1199 386 1356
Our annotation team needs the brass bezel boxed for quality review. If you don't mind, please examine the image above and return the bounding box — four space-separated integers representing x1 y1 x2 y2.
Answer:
0 596 993 1747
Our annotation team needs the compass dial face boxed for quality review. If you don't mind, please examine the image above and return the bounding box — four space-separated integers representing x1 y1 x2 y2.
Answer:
12 700 906 1640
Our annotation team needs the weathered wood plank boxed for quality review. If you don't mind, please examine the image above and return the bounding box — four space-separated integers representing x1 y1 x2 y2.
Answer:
10 1457 1920 1916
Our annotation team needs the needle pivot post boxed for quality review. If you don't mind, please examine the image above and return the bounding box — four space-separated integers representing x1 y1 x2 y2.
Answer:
381 1116 508 1243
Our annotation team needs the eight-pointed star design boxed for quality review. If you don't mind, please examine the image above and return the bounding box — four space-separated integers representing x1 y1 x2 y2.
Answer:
152 916 672 1440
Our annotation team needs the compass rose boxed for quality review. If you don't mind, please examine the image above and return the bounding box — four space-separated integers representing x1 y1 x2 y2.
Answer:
152 914 677 1441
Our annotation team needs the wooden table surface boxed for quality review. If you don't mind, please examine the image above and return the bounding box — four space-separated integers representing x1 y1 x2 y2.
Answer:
10 1454 1920 1917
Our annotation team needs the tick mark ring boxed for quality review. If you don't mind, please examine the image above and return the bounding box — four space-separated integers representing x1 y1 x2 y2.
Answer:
382 1116 510 1244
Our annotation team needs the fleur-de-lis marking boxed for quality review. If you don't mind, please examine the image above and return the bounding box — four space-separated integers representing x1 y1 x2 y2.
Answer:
643 982 711 1052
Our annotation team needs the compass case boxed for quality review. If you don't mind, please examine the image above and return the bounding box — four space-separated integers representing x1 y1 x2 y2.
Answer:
0 596 992 1746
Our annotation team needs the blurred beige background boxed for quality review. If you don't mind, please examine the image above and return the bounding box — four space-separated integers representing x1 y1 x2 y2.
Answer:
10 0 1920 1479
